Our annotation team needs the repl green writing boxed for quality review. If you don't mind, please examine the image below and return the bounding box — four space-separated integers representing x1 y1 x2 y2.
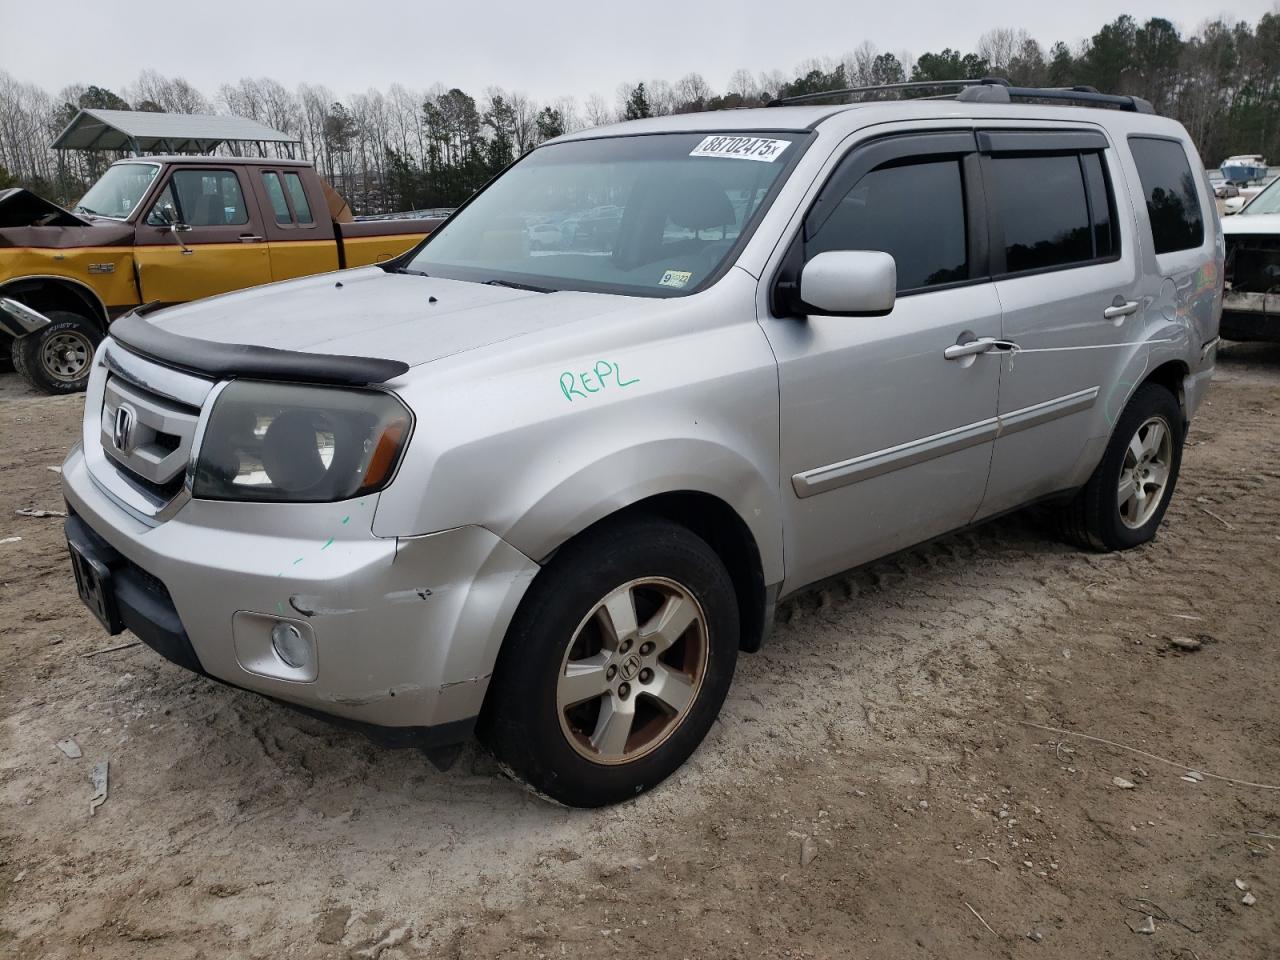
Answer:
560 360 640 402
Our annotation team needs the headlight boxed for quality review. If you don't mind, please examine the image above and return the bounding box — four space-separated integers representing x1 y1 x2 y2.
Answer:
192 381 412 503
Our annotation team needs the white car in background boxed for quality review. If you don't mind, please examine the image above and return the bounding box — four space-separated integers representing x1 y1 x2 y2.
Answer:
1222 176 1280 342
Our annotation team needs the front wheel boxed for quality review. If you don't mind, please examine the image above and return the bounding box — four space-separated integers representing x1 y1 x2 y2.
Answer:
1055 382 1184 551
479 516 739 807
12 310 102 394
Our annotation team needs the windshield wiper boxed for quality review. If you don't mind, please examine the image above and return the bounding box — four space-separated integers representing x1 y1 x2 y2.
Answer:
390 266 429 277
484 278 554 293
73 205 101 217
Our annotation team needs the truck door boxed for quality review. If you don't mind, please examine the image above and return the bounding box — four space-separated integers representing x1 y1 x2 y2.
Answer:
251 168 340 281
134 167 272 302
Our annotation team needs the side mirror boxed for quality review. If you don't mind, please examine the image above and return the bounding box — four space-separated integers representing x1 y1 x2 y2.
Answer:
799 250 897 316
1223 196 1246 215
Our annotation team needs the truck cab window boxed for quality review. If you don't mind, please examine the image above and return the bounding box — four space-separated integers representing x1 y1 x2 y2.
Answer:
146 170 249 227
261 172 292 224
283 172 314 224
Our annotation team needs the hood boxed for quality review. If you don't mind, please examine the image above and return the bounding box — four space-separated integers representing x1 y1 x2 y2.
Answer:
1223 212 1280 236
0 187 91 228
140 267 642 368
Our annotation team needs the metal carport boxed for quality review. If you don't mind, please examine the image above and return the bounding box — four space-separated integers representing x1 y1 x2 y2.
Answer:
51 109 300 156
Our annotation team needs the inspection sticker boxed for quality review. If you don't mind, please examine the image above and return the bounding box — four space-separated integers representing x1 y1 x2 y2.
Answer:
659 270 693 288
690 135 790 162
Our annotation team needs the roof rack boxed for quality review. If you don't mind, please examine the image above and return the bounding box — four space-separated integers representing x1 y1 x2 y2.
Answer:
766 77 1155 114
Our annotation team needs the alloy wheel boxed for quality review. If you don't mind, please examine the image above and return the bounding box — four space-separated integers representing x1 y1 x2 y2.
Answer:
556 576 708 765
1118 415 1173 529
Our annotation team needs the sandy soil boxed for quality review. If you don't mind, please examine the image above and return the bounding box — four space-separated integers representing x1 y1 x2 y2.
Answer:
1 345 1278 959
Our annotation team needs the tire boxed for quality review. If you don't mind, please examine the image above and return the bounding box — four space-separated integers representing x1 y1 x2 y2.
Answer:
1055 382 1183 551
12 310 101 395
478 516 740 807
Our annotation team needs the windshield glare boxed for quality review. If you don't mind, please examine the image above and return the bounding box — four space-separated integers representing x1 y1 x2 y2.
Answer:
1242 177 1280 215
77 162 160 219
407 132 802 296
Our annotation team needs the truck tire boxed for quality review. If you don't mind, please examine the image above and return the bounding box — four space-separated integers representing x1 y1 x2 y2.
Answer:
1054 382 1184 551
479 516 739 807
12 311 102 395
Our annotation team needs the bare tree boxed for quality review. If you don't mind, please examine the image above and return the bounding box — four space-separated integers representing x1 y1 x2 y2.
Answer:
584 92 612 128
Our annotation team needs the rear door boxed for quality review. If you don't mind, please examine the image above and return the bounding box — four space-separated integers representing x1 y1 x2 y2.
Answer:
251 168 340 281
763 131 1004 592
134 166 272 302
975 129 1143 519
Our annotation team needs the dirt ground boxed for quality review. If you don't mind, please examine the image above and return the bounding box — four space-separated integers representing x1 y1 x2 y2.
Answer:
1 344 1278 960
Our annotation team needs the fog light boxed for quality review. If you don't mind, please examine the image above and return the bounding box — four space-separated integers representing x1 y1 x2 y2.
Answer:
270 621 311 669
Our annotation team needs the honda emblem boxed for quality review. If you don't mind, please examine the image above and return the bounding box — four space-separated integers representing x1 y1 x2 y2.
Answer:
113 404 137 454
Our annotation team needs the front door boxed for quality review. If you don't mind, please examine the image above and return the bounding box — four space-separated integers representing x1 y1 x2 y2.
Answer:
762 131 1003 593
134 167 272 302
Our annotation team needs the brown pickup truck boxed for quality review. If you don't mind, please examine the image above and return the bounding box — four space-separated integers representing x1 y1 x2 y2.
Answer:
0 156 442 393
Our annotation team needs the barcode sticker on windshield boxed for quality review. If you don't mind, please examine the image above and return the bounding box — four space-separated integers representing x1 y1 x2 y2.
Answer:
690 136 790 163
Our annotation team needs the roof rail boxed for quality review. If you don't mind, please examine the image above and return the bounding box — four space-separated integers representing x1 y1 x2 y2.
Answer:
767 77 1155 114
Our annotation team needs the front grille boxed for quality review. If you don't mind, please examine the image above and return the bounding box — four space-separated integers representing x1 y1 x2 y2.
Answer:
99 374 202 497
1225 234 1280 295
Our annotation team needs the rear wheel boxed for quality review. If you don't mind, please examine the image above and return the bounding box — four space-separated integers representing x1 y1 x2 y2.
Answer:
479 516 739 807
1055 382 1183 551
12 310 101 395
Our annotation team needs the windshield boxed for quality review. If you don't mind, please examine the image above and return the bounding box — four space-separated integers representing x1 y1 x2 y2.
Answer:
76 162 161 219
405 132 805 296
1242 177 1280 215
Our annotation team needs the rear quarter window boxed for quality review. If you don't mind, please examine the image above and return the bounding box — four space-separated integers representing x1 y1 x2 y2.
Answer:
1128 137 1205 254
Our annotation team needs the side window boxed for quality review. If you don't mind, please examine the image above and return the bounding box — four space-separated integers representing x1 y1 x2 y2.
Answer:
151 170 248 227
1128 136 1204 254
145 182 178 225
990 154 1093 273
1081 153 1116 259
807 159 968 292
283 172 314 224
261 172 292 224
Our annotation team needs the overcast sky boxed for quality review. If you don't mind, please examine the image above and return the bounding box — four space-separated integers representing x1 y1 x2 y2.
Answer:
2 0 1276 105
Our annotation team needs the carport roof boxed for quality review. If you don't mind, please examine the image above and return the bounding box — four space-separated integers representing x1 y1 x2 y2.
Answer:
51 109 300 153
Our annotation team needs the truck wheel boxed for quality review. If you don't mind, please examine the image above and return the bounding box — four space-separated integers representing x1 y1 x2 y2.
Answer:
479 516 739 807
1055 382 1183 551
12 311 101 395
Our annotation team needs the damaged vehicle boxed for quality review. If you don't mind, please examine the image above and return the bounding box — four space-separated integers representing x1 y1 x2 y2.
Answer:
1222 175 1280 343
61 81 1220 807
0 158 441 394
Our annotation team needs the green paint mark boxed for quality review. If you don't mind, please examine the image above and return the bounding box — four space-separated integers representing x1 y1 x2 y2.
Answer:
341 515 350 525
276 601 285 615
293 557 304 565
321 538 334 550
561 360 639 402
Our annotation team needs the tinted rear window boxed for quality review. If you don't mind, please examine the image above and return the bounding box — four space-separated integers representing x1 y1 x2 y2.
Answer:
1128 137 1204 254
991 154 1092 273
807 159 968 291
1081 153 1115 259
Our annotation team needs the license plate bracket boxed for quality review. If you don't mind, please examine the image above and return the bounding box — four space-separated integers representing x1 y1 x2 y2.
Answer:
68 538 123 634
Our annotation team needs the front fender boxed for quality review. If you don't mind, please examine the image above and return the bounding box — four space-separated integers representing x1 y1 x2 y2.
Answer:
500 436 783 583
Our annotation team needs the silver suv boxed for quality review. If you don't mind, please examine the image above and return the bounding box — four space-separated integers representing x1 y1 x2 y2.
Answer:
62 81 1222 807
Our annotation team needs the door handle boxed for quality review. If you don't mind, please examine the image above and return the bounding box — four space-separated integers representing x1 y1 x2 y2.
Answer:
239 234 265 243
1103 299 1139 320
943 337 997 360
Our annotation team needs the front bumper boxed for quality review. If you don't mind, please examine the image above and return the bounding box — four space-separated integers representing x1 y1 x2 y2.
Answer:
62 444 539 739
1221 291 1280 343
